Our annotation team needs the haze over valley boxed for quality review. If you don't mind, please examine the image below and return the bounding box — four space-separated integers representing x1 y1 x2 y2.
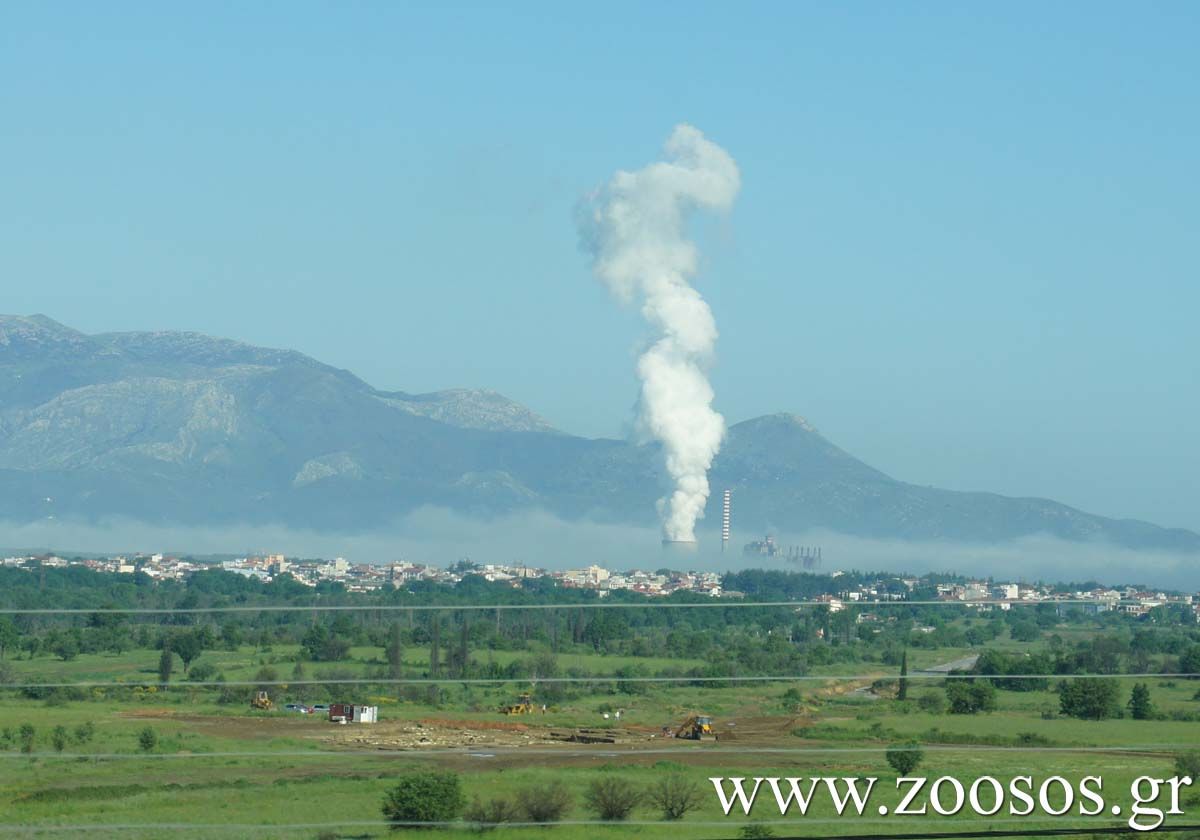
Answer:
2 313 1196 587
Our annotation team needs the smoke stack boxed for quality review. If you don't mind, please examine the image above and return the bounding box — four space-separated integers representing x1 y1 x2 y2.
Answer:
721 489 731 552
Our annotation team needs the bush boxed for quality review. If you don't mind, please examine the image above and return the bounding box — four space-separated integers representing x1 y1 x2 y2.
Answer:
73 721 96 744
1175 751 1200 779
187 661 217 682
886 742 924 775
51 725 68 753
917 691 946 714
138 727 157 753
780 687 803 710
19 723 35 753
585 775 642 821
464 795 520 831
1009 620 1041 642
1180 644 1200 678
740 824 776 839
1057 678 1121 720
517 780 573 823
648 774 701 820
381 771 464 828
946 681 996 714
253 666 278 689
1128 683 1154 720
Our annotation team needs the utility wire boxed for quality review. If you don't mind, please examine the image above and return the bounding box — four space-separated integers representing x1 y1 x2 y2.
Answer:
0 744 1187 761
767 826 1200 840
0 817 1156 831
1 672 1192 689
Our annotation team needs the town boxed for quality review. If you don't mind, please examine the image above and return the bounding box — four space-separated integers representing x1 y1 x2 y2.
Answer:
3 550 1196 616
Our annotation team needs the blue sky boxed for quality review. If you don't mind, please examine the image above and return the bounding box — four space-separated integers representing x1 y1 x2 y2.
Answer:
2 3 1197 531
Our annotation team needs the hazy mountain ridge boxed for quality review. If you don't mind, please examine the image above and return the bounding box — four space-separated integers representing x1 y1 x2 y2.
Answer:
0 314 1196 552
374 389 559 434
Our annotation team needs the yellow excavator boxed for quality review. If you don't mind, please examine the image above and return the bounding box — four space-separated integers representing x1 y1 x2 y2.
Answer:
251 690 274 711
500 692 535 715
675 714 714 740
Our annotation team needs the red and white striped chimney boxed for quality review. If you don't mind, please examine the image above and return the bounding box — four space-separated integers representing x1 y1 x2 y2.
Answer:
721 489 732 551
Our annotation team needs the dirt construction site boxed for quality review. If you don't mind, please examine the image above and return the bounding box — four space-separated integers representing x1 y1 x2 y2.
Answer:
320 715 810 752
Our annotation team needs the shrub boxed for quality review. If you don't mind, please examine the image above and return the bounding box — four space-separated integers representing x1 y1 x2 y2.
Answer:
584 775 642 821
1057 678 1121 720
917 691 946 714
51 725 68 753
52 636 80 661
1128 683 1154 720
946 681 996 714
381 771 464 828
1015 732 1052 747
216 676 247 706
1009 620 1041 642
886 742 924 775
1180 644 1200 678
464 795 520 831
138 727 157 753
648 774 701 820
517 780 573 823
19 723 36 753
187 661 217 682
614 663 651 696
157 648 174 685
740 824 776 839
1175 751 1200 779
73 721 96 744
253 666 278 689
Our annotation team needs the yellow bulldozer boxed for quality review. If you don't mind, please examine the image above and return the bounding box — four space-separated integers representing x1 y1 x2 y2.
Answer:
251 690 274 711
500 692 535 715
674 714 714 740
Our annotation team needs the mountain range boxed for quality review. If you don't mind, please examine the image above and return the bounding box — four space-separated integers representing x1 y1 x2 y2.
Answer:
1 313 1196 552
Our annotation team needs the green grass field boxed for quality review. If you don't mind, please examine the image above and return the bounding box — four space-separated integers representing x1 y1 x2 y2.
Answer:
7 644 709 684
3 673 1198 839
3 621 1199 839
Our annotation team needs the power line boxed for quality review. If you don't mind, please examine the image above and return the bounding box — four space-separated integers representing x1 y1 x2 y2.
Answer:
0 744 1186 761
2 672 1191 689
0 598 1138 615
768 826 1200 840
0 817 1154 832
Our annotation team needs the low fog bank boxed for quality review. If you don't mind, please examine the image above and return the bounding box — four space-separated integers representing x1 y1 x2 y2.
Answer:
2 508 1196 591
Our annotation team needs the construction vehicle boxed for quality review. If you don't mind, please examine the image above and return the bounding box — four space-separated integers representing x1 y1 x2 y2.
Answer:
500 692 535 715
251 690 274 711
674 714 714 740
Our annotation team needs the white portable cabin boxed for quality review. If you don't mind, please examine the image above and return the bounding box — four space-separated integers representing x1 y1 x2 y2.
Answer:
329 703 379 724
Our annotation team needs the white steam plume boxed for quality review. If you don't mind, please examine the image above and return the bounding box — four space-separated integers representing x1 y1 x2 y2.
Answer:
580 124 740 542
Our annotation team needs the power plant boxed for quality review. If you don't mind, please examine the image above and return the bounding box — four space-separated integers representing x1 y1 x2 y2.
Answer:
786 546 822 569
742 535 823 569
